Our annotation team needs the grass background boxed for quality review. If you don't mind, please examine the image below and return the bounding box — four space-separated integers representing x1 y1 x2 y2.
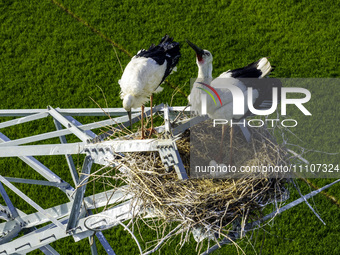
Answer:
0 0 339 254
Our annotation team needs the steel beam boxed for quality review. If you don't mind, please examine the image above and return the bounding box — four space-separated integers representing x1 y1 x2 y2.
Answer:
0 113 140 147
90 236 98 255
0 111 49 129
53 118 79 185
95 232 116 255
163 105 171 134
66 156 93 232
0 176 64 230
3 177 70 188
0 138 162 157
39 245 61 255
0 106 190 117
0 181 19 219
48 106 92 142
64 116 96 138
0 187 130 233
0 200 139 254
0 143 84 157
0 133 73 190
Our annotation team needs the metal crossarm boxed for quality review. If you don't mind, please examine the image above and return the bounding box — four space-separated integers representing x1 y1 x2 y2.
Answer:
157 139 188 179
158 105 188 179
0 106 193 254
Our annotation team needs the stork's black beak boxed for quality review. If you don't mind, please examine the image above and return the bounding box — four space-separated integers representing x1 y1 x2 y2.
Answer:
186 40 204 59
127 110 132 130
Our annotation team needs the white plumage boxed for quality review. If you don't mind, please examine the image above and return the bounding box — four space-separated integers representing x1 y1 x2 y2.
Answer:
187 40 273 121
187 40 276 163
119 57 166 110
118 35 181 136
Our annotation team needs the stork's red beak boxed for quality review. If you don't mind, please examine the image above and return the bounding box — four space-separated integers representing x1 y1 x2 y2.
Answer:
186 40 204 61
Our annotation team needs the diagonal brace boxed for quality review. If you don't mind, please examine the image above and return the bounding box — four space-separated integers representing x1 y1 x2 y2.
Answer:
48 106 93 142
0 175 64 229
66 155 93 232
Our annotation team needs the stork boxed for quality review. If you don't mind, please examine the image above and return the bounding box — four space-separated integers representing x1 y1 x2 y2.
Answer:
187 40 280 164
119 35 181 138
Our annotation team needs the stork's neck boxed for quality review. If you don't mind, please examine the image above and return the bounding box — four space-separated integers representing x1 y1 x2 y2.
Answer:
197 62 213 84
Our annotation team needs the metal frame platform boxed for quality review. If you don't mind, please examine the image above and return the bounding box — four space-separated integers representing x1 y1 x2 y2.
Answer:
0 105 338 255
0 105 191 254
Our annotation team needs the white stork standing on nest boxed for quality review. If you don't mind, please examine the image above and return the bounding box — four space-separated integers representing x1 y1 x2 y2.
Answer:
187 40 280 164
119 35 181 138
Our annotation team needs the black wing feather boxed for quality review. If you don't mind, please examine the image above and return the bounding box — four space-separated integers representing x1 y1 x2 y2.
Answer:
136 35 181 85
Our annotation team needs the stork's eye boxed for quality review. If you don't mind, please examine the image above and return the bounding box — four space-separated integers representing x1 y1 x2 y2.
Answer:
205 52 210 56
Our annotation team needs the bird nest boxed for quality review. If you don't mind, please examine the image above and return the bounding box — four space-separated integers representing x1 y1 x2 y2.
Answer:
107 119 290 251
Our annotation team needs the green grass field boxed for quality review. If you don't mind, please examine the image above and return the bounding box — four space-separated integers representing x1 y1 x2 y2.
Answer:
0 0 339 254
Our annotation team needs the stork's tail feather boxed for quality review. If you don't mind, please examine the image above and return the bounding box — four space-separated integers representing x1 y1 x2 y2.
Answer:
256 57 272 78
227 57 273 79
158 35 181 66
158 35 179 51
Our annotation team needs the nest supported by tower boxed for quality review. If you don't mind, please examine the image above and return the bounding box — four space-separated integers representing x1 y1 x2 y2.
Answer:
103 118 290 251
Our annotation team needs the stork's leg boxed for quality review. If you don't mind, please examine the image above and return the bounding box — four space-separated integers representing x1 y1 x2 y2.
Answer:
229 125 233 165
141 105 145 139
218 124 227 163
150 95 154 130
149 94 154 137
147 94 157 138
